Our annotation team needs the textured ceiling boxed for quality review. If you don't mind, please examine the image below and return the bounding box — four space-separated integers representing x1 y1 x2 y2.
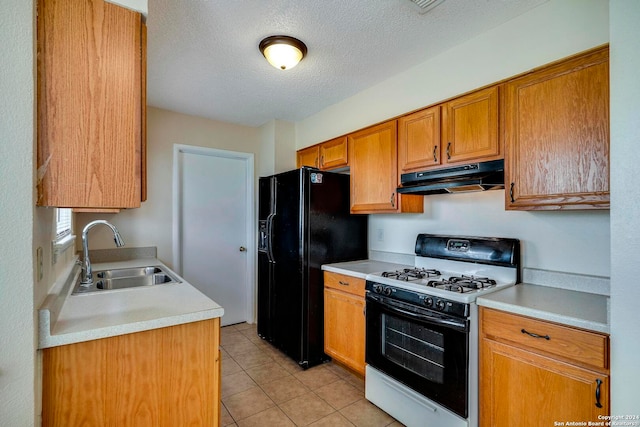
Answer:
147 0 548 127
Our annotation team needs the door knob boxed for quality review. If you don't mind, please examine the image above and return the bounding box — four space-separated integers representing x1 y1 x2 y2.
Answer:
239 246 246 252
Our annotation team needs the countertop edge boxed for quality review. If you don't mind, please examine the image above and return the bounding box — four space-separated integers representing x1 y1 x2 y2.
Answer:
477 285 610 334
321 264 367 279
39 308 224 349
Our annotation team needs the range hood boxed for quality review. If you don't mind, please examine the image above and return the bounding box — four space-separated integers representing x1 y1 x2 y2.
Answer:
397 159 505 195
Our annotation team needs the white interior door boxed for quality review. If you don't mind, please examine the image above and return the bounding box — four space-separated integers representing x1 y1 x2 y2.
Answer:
173 145 254 326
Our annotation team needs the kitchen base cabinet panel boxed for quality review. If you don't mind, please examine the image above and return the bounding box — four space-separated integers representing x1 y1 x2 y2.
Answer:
324 288 366 375
42 318 220 427
480 339 609 426
323 271 366 375
479 307 609 427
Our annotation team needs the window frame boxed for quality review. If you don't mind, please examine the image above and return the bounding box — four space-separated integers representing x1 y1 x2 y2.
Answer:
53 208 75 263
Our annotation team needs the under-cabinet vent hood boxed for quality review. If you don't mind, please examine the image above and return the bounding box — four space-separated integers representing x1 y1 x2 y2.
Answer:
397 159 505 195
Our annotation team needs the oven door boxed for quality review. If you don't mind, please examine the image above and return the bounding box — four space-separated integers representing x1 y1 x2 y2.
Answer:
365 292 469 419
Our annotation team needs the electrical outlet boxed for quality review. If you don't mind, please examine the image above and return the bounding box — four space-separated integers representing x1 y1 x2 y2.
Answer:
36 246 43 282
377 228 384 242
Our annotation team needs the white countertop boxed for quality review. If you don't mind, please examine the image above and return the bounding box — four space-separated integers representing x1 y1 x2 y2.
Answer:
477 284 609 334
321 260 413 279
38 257 224 349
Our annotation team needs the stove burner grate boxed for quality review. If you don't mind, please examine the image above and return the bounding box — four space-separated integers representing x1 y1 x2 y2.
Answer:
427 275 498 292
381 268 441 282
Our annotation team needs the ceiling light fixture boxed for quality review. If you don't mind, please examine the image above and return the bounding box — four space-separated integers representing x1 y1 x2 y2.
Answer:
259 35 307 71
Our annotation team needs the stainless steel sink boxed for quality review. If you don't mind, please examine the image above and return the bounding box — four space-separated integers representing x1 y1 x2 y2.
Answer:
72 265 181 295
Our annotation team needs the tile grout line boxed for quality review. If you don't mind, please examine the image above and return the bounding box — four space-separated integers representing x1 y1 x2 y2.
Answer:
220 323 400 427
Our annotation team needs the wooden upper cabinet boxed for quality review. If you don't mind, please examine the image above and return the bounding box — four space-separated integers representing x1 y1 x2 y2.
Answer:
37 0 145 208
442 85 501 165
398 86 500 175
348 121 422 214
296 145 319 168
297 137 348 170
398 106 442 173
505 46 610 210
319 136 348 169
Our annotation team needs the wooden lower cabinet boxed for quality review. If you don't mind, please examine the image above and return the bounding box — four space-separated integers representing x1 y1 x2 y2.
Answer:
42 318 221 427
323 272 366 375
480 308 609 426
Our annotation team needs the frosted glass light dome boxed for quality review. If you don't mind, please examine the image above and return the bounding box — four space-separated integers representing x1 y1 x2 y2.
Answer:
259 36 307 71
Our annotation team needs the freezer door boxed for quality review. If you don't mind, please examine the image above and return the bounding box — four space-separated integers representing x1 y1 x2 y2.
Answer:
257 251 274 340
257 176 276 340
270 170 305 363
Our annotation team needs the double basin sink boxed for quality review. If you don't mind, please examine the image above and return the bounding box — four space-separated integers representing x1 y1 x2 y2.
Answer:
72 265 181 295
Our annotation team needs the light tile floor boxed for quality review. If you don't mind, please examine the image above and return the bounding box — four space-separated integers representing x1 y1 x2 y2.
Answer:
220 323 403 427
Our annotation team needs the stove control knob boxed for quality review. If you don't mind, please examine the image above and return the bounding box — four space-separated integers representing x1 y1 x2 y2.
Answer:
383 287 393 296
435 300 446 311
373 284 383 294
424 297 434 308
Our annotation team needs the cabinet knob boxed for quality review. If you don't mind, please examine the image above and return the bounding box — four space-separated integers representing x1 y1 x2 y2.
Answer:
239 246 246 252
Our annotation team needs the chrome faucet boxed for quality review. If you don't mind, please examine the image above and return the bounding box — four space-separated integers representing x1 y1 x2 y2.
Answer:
80 220 125 285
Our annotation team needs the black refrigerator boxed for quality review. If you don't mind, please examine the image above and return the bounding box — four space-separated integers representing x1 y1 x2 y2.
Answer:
257 167 368 369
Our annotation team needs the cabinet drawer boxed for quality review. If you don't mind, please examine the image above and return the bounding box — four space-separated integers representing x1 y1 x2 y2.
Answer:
324 271 365 297
481 308 608 371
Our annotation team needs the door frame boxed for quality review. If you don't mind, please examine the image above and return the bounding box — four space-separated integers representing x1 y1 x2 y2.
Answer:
172 144 256 323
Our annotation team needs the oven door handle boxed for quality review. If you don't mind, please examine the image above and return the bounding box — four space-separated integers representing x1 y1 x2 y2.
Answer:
368 295 468 333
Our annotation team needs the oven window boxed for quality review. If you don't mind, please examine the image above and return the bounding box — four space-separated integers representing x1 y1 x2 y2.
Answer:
381 313 445 383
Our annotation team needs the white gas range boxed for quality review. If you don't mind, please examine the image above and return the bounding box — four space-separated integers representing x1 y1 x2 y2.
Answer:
364 234 520 427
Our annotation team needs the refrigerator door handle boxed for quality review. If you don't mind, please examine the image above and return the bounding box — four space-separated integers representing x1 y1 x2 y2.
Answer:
266 213 275 262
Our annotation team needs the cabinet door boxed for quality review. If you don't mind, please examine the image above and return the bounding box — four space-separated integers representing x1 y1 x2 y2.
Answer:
398 106 442 172
324 287 365 375
319 137 348 169
37 0 143 208
296 145 319 168
505 47 609 210
442 86 500 165
480 338 609 427
348 121 399 213
348 121 422 213
42 319 220 426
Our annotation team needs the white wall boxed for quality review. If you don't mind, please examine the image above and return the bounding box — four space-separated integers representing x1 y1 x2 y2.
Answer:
76 107 262 269
258 119 297 177
106 0 147 15
369 191 610 276
0 2 37 423
610 0 640 414
295 0 611 277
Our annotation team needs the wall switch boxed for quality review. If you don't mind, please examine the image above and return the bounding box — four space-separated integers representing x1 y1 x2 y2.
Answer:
36 246 44 282
377 228 384 242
